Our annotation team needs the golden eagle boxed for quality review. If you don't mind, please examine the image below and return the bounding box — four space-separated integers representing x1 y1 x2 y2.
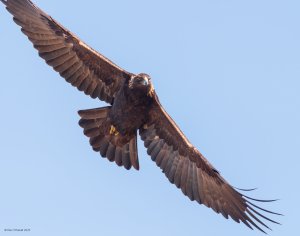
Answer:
1 0 281 233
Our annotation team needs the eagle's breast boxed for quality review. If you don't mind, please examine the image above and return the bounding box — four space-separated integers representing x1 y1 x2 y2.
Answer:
109 80 153 136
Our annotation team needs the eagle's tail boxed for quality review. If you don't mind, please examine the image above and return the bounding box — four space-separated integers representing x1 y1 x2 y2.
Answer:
78 107 139 170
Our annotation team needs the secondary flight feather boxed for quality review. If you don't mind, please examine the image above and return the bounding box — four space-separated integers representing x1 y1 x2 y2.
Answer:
1 0 281 233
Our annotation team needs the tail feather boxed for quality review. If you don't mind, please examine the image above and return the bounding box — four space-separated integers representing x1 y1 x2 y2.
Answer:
78 107 139 170
129 137 139 170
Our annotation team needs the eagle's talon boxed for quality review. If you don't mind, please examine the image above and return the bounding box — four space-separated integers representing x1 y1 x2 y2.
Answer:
109 125 119 136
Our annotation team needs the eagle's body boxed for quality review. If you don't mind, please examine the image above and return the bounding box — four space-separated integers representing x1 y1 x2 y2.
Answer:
110 74 153 137
1 0 280 233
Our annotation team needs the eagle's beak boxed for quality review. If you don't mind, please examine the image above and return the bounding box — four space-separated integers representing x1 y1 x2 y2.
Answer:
140 78 149 86
136 77 148 86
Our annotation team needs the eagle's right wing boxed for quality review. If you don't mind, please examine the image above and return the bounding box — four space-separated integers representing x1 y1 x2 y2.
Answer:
2 0 133 104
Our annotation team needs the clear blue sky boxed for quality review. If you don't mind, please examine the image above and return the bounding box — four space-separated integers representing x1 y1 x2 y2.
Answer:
0 0 299 235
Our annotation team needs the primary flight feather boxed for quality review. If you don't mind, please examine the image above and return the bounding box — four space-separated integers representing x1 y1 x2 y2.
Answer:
1 0 281 233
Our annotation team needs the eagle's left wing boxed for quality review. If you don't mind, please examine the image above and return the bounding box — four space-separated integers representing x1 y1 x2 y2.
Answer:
139 93 280 233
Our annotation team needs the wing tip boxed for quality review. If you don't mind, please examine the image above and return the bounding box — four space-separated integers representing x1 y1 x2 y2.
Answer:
233 186 258 192
223 186 282 233
243 195 282 233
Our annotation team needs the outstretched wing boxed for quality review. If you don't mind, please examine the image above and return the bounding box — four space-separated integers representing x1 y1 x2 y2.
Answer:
139 93 280 233
1 0 133 104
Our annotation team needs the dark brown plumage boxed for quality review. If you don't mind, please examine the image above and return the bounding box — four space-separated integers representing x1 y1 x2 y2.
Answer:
1 0 281 233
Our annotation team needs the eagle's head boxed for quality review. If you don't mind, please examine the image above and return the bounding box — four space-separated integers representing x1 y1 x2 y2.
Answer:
129 73 154 96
